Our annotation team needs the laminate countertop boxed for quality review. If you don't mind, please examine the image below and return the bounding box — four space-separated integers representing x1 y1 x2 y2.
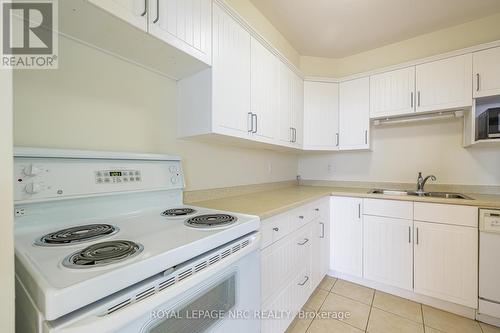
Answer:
191 185 500 220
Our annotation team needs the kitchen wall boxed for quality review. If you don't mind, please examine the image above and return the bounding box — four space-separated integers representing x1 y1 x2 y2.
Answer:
301 12 500 77
0 69 14 332
13 36 299 191
299 119 500 186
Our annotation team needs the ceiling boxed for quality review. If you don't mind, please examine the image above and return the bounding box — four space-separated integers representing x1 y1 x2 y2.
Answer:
249 0 500 58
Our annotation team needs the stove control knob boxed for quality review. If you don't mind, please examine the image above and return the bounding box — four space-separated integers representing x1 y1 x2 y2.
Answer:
23 164 43 177
25 182 44 194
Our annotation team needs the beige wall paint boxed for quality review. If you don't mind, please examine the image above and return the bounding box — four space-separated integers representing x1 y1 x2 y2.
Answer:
301 12 500 77
224 0 300 67
13 37 299 191
298 119 500 186
1 69 15 332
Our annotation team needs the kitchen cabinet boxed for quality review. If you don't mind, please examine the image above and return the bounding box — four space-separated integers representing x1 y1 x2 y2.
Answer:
363 215 413 290
415 54 472 113
250 37 279 141
473 46 500 98
311 199 330 288
148 0 212 65
339 77 370 150
414 220 478 308
278 61 303 147
331 196 363 277
88 0 148 31
370 67 416 118
303 81 339 150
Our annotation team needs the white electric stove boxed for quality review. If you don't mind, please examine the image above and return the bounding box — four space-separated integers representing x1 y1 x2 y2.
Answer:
14 148 261 333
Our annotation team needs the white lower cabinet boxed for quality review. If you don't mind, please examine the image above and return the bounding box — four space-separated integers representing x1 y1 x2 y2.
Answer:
363 215 413 290
330 196 363 277
260 198 330 333
414 220 478 308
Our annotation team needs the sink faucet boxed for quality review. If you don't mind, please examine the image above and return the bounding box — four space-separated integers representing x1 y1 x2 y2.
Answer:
416 172 436 194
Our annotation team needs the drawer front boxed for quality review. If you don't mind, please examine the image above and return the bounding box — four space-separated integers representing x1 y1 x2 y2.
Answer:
414 202 478 227
363 198 413 219
261 214 291 249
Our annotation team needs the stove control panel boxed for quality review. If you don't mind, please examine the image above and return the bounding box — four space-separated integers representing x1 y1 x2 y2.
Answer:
95 170 142 184
14 154 184 203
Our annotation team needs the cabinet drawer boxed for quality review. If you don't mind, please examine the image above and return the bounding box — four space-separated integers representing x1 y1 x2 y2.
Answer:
363 198 413 219
414 203 478 227
261 214 291 249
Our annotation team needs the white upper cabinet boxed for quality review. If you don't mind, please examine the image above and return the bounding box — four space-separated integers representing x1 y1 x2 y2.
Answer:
149 0 212 65
278 62 303 147
331 196 363 277
303 81 339 150
211 4 251 137
370 67 416 118
473 46 500 98
415 54 472 113
250 37 279 141
339 77 370 150
88 0 148 31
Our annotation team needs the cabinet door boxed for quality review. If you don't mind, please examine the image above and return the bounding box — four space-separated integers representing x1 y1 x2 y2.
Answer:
149 0 212 64
278 63 293 145
291 73 304 147
251 37 278 141
303 81 339 150
331 197 363 277
311 201 330 288
370 67 416 118
473 47 500 98
414 221 478 308
212 4 251 137
339 77 370 150
363 216 413 290
415 54 472 113
89 0 148 31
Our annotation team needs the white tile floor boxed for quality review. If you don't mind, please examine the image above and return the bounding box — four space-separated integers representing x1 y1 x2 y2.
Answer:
286 277 500 333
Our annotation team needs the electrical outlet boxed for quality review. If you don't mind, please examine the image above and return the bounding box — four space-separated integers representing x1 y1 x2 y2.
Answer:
15 208 26 217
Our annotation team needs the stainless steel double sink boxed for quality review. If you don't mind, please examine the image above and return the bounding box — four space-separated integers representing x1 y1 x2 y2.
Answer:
368 189 473 200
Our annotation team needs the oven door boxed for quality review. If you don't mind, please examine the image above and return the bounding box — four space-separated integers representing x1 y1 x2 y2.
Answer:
51 234 261 333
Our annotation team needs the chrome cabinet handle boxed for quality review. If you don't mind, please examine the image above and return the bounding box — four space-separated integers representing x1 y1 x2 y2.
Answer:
417 91 421 107
358 203 361 219
298 276 309 286
315 208 319 212
140 0 147 16
320 222 325 238
252 114 258 133
365 130 368 144
336 133 339 146
416 227 419 245
248 112 253 133
476 73 480 92
298 215 304 219
289 127 294 142
272 227 279 232
297 238 309 245
408 226 411 243
153 0 159 23
411 92 414 108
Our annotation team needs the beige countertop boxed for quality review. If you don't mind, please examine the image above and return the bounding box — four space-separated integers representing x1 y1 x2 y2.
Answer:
192 185 500 220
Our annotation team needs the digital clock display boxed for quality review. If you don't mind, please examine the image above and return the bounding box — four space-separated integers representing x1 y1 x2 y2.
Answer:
109 171 122 177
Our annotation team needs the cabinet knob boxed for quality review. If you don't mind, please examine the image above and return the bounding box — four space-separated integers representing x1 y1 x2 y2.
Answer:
299 216 304 219
272 227 279 232
315 208 319 211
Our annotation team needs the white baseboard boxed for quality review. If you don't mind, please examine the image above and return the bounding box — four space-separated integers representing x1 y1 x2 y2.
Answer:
327 270 476 319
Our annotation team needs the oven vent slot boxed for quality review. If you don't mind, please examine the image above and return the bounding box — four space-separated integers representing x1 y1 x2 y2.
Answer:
221 249 231 259
135 287 155 302
195 262 207 272
103 235 254 316
107 299 131 315
159 277 176 291
177 269 193 281
209 255 220 265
